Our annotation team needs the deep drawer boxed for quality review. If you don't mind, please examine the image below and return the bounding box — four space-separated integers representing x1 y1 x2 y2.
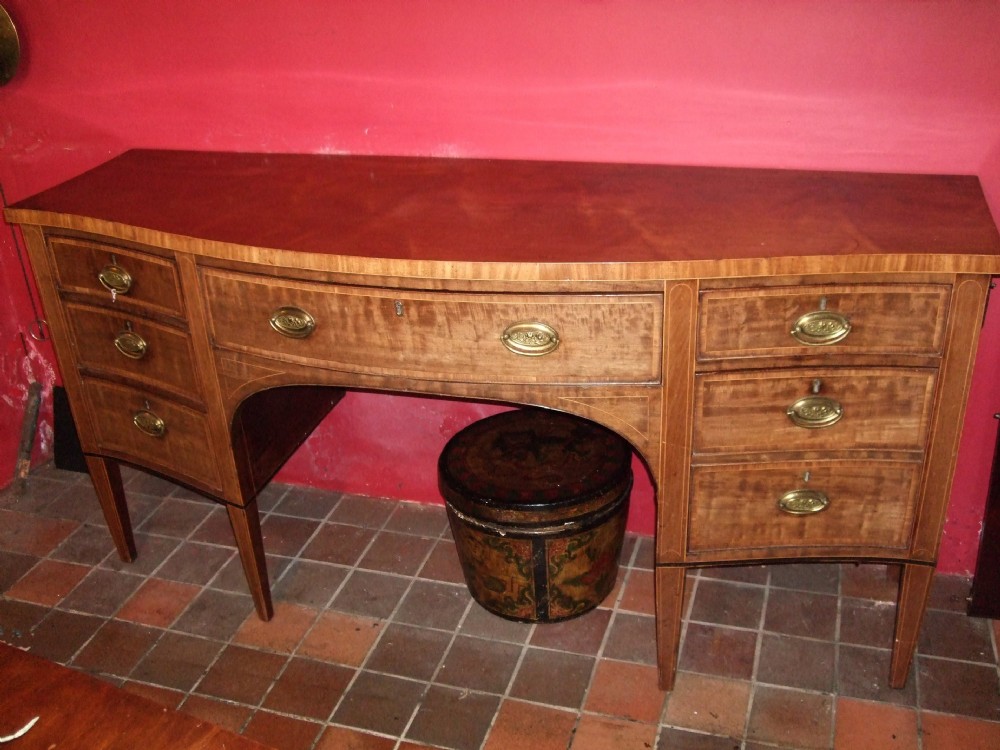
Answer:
698 284 949 361
202 269 663 384
64 303 200 399
692 368 936 455
81 378 221 492
49 237 184 316
687 460 920 557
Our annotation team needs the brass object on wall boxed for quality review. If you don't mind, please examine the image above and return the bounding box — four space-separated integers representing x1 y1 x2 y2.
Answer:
0 5 20 87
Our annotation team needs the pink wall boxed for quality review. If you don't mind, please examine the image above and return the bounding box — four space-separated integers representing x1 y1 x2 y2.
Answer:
2 0 999 572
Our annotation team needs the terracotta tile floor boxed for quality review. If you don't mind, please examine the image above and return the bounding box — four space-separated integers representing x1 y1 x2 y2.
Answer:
3 463 1000 749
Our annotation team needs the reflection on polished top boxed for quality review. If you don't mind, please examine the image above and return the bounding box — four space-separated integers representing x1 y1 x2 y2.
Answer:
9 149 1000 268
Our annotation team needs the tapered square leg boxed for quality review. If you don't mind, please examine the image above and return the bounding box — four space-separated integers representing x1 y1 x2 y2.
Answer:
889 562 934 688
655 565 688 690
226 500 273 620
84 456 136 562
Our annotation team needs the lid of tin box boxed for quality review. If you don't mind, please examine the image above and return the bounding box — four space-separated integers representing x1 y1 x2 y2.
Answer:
438 409 632 517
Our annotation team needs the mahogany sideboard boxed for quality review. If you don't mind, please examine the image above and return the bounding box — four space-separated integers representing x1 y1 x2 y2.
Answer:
6 150 1000 690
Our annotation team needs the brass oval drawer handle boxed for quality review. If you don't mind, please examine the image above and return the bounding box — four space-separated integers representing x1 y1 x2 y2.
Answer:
790 310 851 346
133 409 166 438
778 488 829 515
269 306 316 339
114 330 148 360
786 395 843 429
501 321 560 357
98 264 133 295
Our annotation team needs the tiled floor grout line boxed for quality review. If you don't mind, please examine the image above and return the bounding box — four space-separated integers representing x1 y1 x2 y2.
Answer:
398 595 480 750
46 485 233 690
309 521 441 750
577 623 616 728
11 469 1000 749
263 491 351 618
108 485 289 730
259 540 652 747
179 495 452 749
914 642 926 750
135 516 253 732
741 568 772 747
467 537 644 750
126 490 261 708
303 501 456 749
828 565 844 750
563 568 633 748
361 526 455 750
467 610 525 750
655 571 697 743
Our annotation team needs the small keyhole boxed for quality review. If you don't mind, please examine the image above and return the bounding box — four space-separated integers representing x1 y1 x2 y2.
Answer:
803 471 811 484
819 297 828 311
812 379 822 394
394 300 404 317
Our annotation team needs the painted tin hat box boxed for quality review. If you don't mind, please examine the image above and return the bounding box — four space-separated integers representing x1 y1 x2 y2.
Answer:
439 408 632 622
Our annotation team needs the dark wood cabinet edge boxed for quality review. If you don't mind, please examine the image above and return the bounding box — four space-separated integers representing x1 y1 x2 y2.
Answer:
967 413 1000 618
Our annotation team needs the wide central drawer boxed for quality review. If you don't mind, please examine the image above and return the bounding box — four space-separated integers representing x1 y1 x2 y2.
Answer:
692 367 936 455
687 460 921 558
202 270 663 384
698 284 949 361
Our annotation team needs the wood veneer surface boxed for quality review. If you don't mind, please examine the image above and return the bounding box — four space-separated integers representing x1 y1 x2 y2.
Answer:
8 150 1000 266
0 643 271 749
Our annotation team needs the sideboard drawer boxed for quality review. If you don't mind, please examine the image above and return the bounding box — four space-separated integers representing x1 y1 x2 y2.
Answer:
687 460 920 557
81 378 221 491
698 284 949 361
64 303 201 400
49 237 184 316
692 368 936 455
202 270 663 384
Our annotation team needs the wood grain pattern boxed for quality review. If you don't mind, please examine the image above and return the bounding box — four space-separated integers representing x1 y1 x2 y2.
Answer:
7 151 1000 692
692 368 936 456
49 236 185 317
890 564 935 688
688 460 921 558
64 302 202 402
657 280 698 565
0 642 270 749
698 283 950 361
654 566 687 691
9 151 1000 265
202 269 663 384
81 377 221 493
909 275 992 560
84 455 135 562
